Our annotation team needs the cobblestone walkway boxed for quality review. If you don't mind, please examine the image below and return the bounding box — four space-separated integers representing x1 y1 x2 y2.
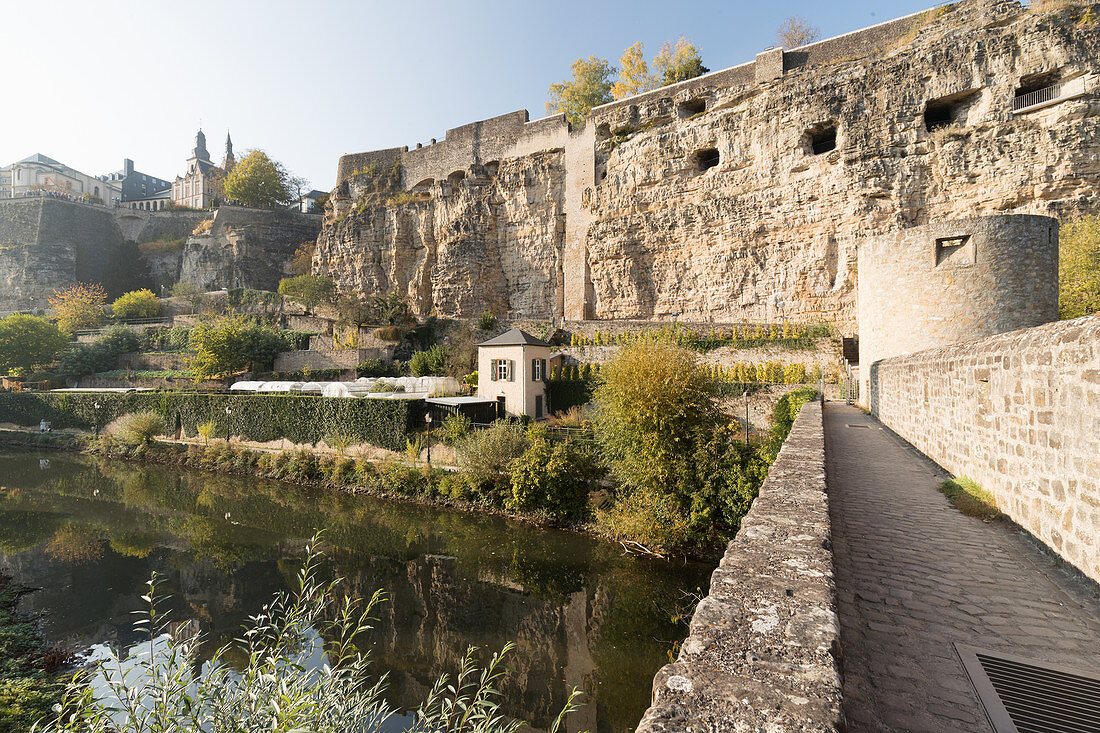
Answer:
824 403 1100 732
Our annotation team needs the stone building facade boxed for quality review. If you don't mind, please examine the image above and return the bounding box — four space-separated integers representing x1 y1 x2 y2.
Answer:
171 130 235 209
0 154 121 205
320 0 1100 331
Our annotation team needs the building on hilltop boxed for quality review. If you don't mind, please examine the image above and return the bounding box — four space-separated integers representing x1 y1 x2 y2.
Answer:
171 128 235 209
0 154 121 205
102 158 173 211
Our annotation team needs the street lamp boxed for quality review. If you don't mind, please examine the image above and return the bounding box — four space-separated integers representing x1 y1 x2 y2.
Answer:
224 405 232 442
94 401 101 436
424 412 433 465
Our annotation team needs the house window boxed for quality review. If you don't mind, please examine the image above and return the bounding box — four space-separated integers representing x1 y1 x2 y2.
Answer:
532 358 544 381
495 359 510 381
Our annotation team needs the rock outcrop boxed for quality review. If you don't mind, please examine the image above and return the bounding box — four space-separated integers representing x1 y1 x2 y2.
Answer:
322 0 1100 333
317 151 565 319
0 199 320 309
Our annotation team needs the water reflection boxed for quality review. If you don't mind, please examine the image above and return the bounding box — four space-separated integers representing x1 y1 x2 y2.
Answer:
0 451 711 733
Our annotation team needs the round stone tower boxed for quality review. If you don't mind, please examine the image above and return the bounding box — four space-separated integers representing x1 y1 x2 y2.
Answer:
858 214 1058 409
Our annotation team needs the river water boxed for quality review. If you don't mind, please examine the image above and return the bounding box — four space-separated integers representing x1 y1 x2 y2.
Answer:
0 451 711 732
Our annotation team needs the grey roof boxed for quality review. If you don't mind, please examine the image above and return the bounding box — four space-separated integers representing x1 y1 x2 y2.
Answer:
18 153 61 166
478 328 550 347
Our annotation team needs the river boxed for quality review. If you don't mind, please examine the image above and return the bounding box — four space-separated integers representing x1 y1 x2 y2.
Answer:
0 450 711 732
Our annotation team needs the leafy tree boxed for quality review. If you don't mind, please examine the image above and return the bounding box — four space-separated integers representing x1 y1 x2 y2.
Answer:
288 241 316 276
188 316 297 378
594 337 718 497
278 274 336 313
187 317 248 378
612 42 656 100
508 430 603 520
546 56 615 127
223 150 293 208
0 314 68 373
170 281 205 314
653 37 709 85
410 345 448 376
776 16 821 47
48 282 107 335
111 289 160 319
370 291 415 327
1059 215 1100 319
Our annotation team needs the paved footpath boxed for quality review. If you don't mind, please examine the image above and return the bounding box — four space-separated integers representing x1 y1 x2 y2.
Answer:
824 403 1100 732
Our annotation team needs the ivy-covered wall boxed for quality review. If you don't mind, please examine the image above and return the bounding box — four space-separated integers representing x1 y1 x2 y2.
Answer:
0 392 421 452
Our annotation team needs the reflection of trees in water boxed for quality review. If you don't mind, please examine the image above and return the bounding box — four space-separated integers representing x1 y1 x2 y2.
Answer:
44 522 106 565
0 452 710 733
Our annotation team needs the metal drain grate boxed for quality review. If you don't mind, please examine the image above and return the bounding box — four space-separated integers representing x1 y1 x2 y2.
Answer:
846 424 871 429
956 644 1100 733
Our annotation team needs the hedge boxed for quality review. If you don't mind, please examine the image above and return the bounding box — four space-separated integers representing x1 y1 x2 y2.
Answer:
0 392 422 452
547 379 594 414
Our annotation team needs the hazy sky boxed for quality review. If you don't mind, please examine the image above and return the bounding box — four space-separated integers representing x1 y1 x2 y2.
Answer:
4 0 935 191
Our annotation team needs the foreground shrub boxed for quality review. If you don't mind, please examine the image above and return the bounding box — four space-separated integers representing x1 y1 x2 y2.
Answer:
34 537 581 732
508 432 603 520
455 421 529 501
0 314 68 374
105 411 165 446
111 289 160 319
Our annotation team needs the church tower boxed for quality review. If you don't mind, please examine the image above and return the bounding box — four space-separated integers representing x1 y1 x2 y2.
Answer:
223 131 235 173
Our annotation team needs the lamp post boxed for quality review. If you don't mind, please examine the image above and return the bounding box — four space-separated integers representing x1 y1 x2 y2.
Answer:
224 405 232 442
94 401 101 436
424 412 432 465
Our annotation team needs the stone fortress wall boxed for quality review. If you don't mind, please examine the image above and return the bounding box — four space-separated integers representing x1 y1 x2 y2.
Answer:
858 215 1059 400
323 0 1100 331
0 197 320 309
871 315 1100 583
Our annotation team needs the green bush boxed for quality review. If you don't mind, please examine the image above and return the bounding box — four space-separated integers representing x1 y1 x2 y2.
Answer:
0 392 420 452
356 359 405 378
548 379 594 413
111 289 160 319
455 421 529 501
508 432 602 520
106 411 166 446
437 412 472 444
410 345 448 376
476 311 496 330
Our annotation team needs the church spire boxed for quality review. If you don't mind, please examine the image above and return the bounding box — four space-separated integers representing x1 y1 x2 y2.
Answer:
223 130 235 172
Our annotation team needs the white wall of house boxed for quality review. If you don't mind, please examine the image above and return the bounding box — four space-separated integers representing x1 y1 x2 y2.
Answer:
477 343 550 419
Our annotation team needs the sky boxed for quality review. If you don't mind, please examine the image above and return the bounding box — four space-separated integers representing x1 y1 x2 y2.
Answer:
3 0 937 192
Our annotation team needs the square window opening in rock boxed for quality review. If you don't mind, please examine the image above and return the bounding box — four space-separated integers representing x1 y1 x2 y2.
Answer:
805 124 837 155
677 99 707 118
925 90 979 131
694 148 720 172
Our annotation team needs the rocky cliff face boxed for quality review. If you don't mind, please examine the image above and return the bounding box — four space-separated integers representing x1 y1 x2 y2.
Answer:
316 151 565 320
320 0 1100 332
170 206 322 292
0 200 320 309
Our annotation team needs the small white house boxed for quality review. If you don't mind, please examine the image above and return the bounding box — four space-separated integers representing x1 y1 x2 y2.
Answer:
476 328 551 419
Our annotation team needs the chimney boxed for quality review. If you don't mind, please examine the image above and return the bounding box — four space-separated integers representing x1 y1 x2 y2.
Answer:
124 158 134 176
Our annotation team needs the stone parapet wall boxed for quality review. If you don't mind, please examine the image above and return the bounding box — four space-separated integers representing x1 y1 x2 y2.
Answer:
871 314 1100 583
637 400 841 732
